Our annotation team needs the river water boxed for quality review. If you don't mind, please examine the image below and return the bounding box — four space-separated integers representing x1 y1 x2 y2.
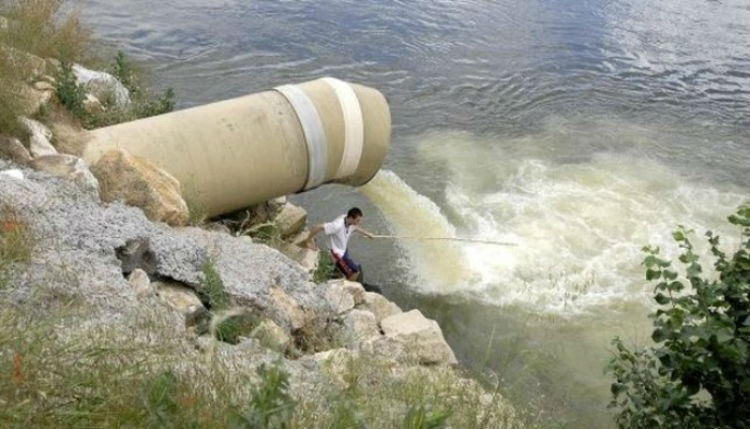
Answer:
79 0 750 427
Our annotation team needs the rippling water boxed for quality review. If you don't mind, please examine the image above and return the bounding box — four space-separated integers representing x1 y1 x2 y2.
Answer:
79 0 750 427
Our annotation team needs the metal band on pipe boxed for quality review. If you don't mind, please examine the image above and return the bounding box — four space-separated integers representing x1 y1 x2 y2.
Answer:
322 77 364 180
274 84 328 190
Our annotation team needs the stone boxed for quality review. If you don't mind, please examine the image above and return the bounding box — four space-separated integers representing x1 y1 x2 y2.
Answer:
252 319 291 353
339 309 380 346
278 241 318 273
19 117 57 157
381 309 458 366
0 135 32 165
268 285 306 331
2 47 45 77
33 80 55 91
30 154 99 195
313 348 357 386
20 84 53 116
361 291 402 324
91 149 189 226
273 202 307 238
127 268 153 298
323 280 355 315
360 335 409 363
72 63 130 109
341 280 366 305
154 280 205 318
115 237 158 276
83 93 105 115
0 169 24 180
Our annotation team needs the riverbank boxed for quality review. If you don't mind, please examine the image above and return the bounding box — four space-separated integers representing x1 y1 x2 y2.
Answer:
0 3 520 427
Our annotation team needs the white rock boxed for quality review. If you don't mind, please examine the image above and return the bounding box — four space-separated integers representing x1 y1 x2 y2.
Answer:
72 63 130 109
339 309 380 345
273 202 307 238
278 241 318 273
0 135 32 165
154 280 205 316
19 117 57 157
127 268 153 298
324 280 355 315
252 319 291 353
30 154 100 196
268 285 306 331
381 309 458 366
361 291 402 324
0 169 24 180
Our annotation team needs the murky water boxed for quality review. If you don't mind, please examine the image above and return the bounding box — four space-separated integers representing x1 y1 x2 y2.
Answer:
79 0 750 426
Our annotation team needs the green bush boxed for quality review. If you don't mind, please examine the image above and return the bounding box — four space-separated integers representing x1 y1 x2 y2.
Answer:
232 362 296 429
607 204 750 429
54 60 87 116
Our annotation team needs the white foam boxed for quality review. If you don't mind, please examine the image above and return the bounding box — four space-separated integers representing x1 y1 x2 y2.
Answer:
363 131 747 315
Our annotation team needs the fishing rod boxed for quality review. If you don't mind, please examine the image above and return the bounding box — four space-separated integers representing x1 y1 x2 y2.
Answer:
370 234 518 247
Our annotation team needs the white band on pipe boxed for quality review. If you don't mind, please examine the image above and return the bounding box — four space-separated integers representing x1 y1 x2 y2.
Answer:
322 77 364 180
274 84 328 190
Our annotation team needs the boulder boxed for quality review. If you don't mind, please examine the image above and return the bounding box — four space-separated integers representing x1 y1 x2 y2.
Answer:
72 63 130 109
341 280 366 305
0 135 32 165
153 280 205 320
252 319 291 353
323 280 355 315
19 117 57 157
360 291 402 324
338 309 380 346
127 268 153 298
32 80 55 92
313 348 357 387
360 335 409 363
20 84 53 116
268 285 306 331
83 93 105 115
381 309 458 366
91 149 189 226
278 241 318 273
273 202 307 238
30 154 99 195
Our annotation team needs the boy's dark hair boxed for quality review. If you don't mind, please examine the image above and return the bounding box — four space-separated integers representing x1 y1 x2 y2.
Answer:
347 207 363 218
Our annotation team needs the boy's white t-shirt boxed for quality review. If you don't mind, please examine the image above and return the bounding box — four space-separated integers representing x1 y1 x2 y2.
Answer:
323 214 354 257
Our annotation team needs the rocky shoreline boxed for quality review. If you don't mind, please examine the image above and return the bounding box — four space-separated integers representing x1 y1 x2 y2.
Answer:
0 47 519 426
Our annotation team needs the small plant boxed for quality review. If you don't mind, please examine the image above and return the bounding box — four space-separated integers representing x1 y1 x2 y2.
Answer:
54 60 87 117
232 362 296 429
214 312 259 345
607 204 750 429
313 252 337 283
201 259 230 310
402 405 451 429
145 371 179 428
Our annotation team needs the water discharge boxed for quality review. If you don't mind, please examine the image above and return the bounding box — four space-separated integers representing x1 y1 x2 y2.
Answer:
363 128 747 314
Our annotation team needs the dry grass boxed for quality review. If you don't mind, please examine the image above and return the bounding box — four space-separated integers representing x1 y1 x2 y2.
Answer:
0 0 91 63
0 205 34 288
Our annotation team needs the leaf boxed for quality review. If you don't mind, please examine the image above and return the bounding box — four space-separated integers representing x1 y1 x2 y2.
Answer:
646 269 661 281
652 328 668 343
654 293 670 305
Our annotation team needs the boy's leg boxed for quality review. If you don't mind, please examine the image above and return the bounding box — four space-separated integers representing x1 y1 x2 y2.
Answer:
341 251 362 282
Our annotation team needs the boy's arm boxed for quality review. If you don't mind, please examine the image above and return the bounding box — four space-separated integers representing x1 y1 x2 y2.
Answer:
355 225 375 239
302 224 325 249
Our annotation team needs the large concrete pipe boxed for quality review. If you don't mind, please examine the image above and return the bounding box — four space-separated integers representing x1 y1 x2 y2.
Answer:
81 77 391 217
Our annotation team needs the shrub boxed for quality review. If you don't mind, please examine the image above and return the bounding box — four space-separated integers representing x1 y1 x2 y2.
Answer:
313 251 337 283
607 204 750 429
232 362 296 429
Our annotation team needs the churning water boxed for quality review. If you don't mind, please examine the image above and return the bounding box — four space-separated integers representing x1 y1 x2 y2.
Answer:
79 0 749 426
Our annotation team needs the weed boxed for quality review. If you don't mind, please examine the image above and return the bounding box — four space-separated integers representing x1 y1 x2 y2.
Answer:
232 362 296 429
313 251 337 283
